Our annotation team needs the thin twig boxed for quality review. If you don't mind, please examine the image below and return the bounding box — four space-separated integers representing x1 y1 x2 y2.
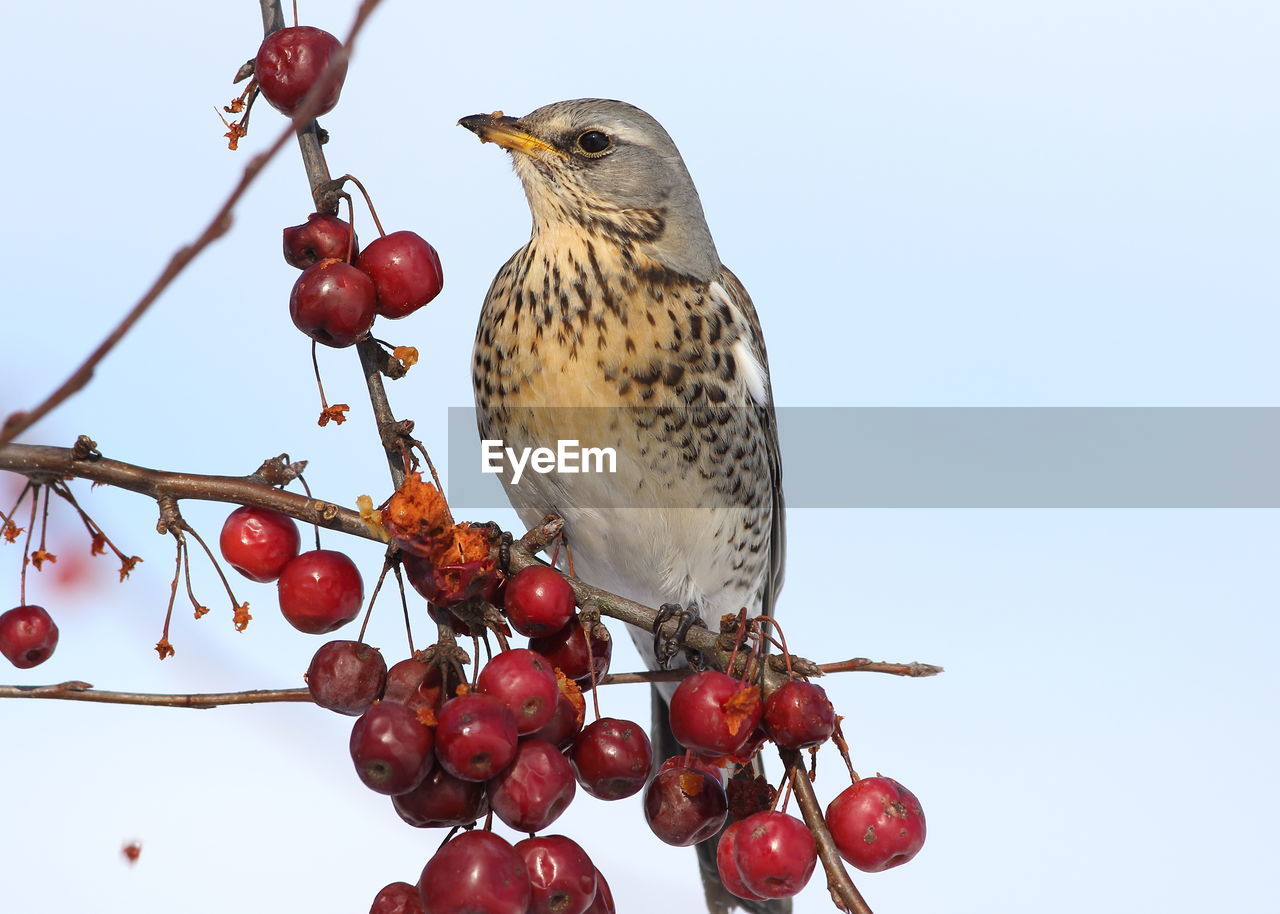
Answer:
0 0 386 447
0 681 311 709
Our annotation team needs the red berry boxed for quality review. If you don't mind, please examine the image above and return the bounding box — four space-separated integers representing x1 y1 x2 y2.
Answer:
392 766 489 829
569 717 653 801
418 830 530 914
714 820 767 902
503 566 575 637
283 212 359 268
516 835 597 914
489 739 577 833
826 776 926 872
0 605 58 669
289 258 377 348
370 881 424 914
732 810 817 899
356 231 444 319
350 701 435 795
305 639 386 715
277 549 364 634
527 688 585 748
477 648 559 734
762 680 836 749
254 26 346 116
383 656 452 715
529 619 610 691
668 670 762 757
218 505 300 583
582 869 615 914
435 693 520 782
642 764 728 846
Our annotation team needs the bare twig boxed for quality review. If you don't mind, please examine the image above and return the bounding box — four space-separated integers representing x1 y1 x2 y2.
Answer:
0 680 311 709
0 0 386 447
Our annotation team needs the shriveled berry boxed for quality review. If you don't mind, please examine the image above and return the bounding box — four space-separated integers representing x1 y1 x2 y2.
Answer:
489 739 577 833
255 26 346 116
349 701 435 795
643 764 727 846
0 605 58 669
435 693 519 782
218 505 300 583
305 640 386 715
762 679 836 749
516 835 597 914
283 212 358 268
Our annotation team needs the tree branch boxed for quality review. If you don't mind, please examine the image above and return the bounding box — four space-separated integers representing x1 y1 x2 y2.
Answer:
0 0 387 448
0 442 375 541
0 680 311 709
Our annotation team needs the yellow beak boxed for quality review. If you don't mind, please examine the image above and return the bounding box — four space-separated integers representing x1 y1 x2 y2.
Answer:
458 112 561 156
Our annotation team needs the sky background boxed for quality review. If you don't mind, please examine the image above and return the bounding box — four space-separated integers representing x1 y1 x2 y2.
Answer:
2 1 1277 912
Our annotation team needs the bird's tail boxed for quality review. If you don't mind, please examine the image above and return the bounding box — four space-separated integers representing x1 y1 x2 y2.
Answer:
651 687 794 914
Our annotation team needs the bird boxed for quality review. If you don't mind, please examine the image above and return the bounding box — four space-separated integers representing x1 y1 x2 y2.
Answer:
460 99 786 914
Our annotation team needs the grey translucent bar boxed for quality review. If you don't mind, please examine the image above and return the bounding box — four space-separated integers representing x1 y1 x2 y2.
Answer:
445 407 1279 508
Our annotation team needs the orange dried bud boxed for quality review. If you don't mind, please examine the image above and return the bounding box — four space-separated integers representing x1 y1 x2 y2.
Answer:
232 602 252 631
318 403 350 426
193 605 210 619
555 669 586 727
90 532 108 555
30 548 57 571
122 842 142 864
722 685 762 737
416 707 438 728
3 523 23 543
224 121 247 151
119 556 143 582
392 346 419 370
154 637 175 660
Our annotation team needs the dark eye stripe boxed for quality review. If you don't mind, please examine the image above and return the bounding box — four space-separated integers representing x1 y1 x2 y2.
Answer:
576 130 611 154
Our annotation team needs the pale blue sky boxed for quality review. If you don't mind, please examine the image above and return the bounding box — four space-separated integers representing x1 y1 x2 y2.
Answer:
2 2 1277 912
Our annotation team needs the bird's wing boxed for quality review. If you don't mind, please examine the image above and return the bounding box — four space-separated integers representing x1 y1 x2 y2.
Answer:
714 267 786 619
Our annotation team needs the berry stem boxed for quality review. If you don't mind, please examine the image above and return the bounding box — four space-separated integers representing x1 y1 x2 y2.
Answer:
334 173 386 237
356 554 393 644
18 485 39 604
390 561 416 654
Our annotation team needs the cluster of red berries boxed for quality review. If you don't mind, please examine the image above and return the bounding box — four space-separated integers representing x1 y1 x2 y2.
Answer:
219 505 364 634
297 565 641 913
215 504 926 907
253 24 443 349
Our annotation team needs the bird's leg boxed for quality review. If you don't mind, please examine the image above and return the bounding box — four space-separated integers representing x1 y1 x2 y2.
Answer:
653 603 710 670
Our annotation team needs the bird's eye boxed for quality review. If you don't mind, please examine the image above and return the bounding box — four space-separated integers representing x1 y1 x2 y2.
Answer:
576 130 612 155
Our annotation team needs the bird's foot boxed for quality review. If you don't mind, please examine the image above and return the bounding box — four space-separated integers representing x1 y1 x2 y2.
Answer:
653 603 710 670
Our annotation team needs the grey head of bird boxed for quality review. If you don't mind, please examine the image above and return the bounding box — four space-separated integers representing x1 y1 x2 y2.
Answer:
460 98 721 282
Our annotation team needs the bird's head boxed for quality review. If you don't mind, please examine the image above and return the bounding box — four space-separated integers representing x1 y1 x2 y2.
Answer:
460 98 720 282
